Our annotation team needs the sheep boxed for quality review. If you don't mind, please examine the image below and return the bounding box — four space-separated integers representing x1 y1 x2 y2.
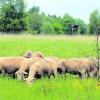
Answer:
46 57 61 63
57 58 97 78
0 57 28 78
85 57 97 77
25 59 58 84
0 51 44 78
16 55 61 80
15 56 43 80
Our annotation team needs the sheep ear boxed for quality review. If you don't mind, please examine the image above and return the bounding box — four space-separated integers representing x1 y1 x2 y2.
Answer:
22 71 28 75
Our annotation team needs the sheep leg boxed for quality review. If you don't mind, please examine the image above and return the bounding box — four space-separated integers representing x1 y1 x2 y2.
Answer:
89 68 97 78
48 75 50 79
59 70 65 79
1 70 6 77
41 74 44 79
15 71 23 80
53 69 58 79
79 69 86 79
85 69 90 78
61 73 65 79
52 73 57 79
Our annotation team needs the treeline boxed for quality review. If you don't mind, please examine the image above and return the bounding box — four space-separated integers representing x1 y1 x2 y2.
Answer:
0 0 100 35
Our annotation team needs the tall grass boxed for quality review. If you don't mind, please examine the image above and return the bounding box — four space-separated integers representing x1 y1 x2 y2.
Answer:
0 34 100 100
0 35 98 58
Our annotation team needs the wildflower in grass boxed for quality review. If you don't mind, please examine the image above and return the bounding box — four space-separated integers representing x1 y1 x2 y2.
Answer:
96 82 100 89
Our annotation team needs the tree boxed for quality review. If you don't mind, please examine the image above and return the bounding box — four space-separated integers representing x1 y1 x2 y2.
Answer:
51 16 63 34
62 14 75 34
75 19 87 34
26 13 42 34
0 0 16 6
29 6 40 14
41 21 54 34
0 0 25 33
89 10 100 34
52 22 63 34
25 6 43 34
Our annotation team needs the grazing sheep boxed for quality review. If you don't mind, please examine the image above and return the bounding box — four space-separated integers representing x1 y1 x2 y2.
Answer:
16 55 61 80
15 56 43 80
0 57 28 78
0 51 44 78
86 57 97 77
25 59 58 84
57 58 97 78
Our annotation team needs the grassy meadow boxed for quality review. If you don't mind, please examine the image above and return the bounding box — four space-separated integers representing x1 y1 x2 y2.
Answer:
0 34 98 57
0 34 100 100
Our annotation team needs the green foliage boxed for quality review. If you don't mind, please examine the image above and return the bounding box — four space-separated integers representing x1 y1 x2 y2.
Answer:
29 6 40 14
41 16 63 34
52 22 63 34
26 13 42 34
62 14 75 34
0 0 25 33
89 10 100 34
41 21 54 34
25 6 43 34
0 3 88 34
75 19 87 34
51 17 63 34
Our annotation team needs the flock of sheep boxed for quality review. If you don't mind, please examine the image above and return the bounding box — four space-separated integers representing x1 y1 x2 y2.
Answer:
0 51 98 84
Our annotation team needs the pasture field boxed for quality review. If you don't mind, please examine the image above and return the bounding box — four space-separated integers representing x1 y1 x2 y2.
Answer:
0 34 100 100
0 34 98 57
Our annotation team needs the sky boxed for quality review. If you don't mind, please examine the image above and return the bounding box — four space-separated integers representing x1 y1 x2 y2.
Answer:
25 0 100 23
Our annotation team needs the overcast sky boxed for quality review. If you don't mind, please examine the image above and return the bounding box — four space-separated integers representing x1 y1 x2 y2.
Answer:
25 0 100 23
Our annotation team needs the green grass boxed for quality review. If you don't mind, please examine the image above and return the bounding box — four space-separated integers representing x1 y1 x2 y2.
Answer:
0 34 100 100
0 76 100 100
0 35 98 58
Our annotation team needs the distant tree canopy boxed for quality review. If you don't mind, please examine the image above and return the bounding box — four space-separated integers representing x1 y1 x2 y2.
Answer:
75 19 87 34
89 10 100 34
25 6 42 34
26 13 42 34
0 0 25 33
0 2 99 35
61 14 75 34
